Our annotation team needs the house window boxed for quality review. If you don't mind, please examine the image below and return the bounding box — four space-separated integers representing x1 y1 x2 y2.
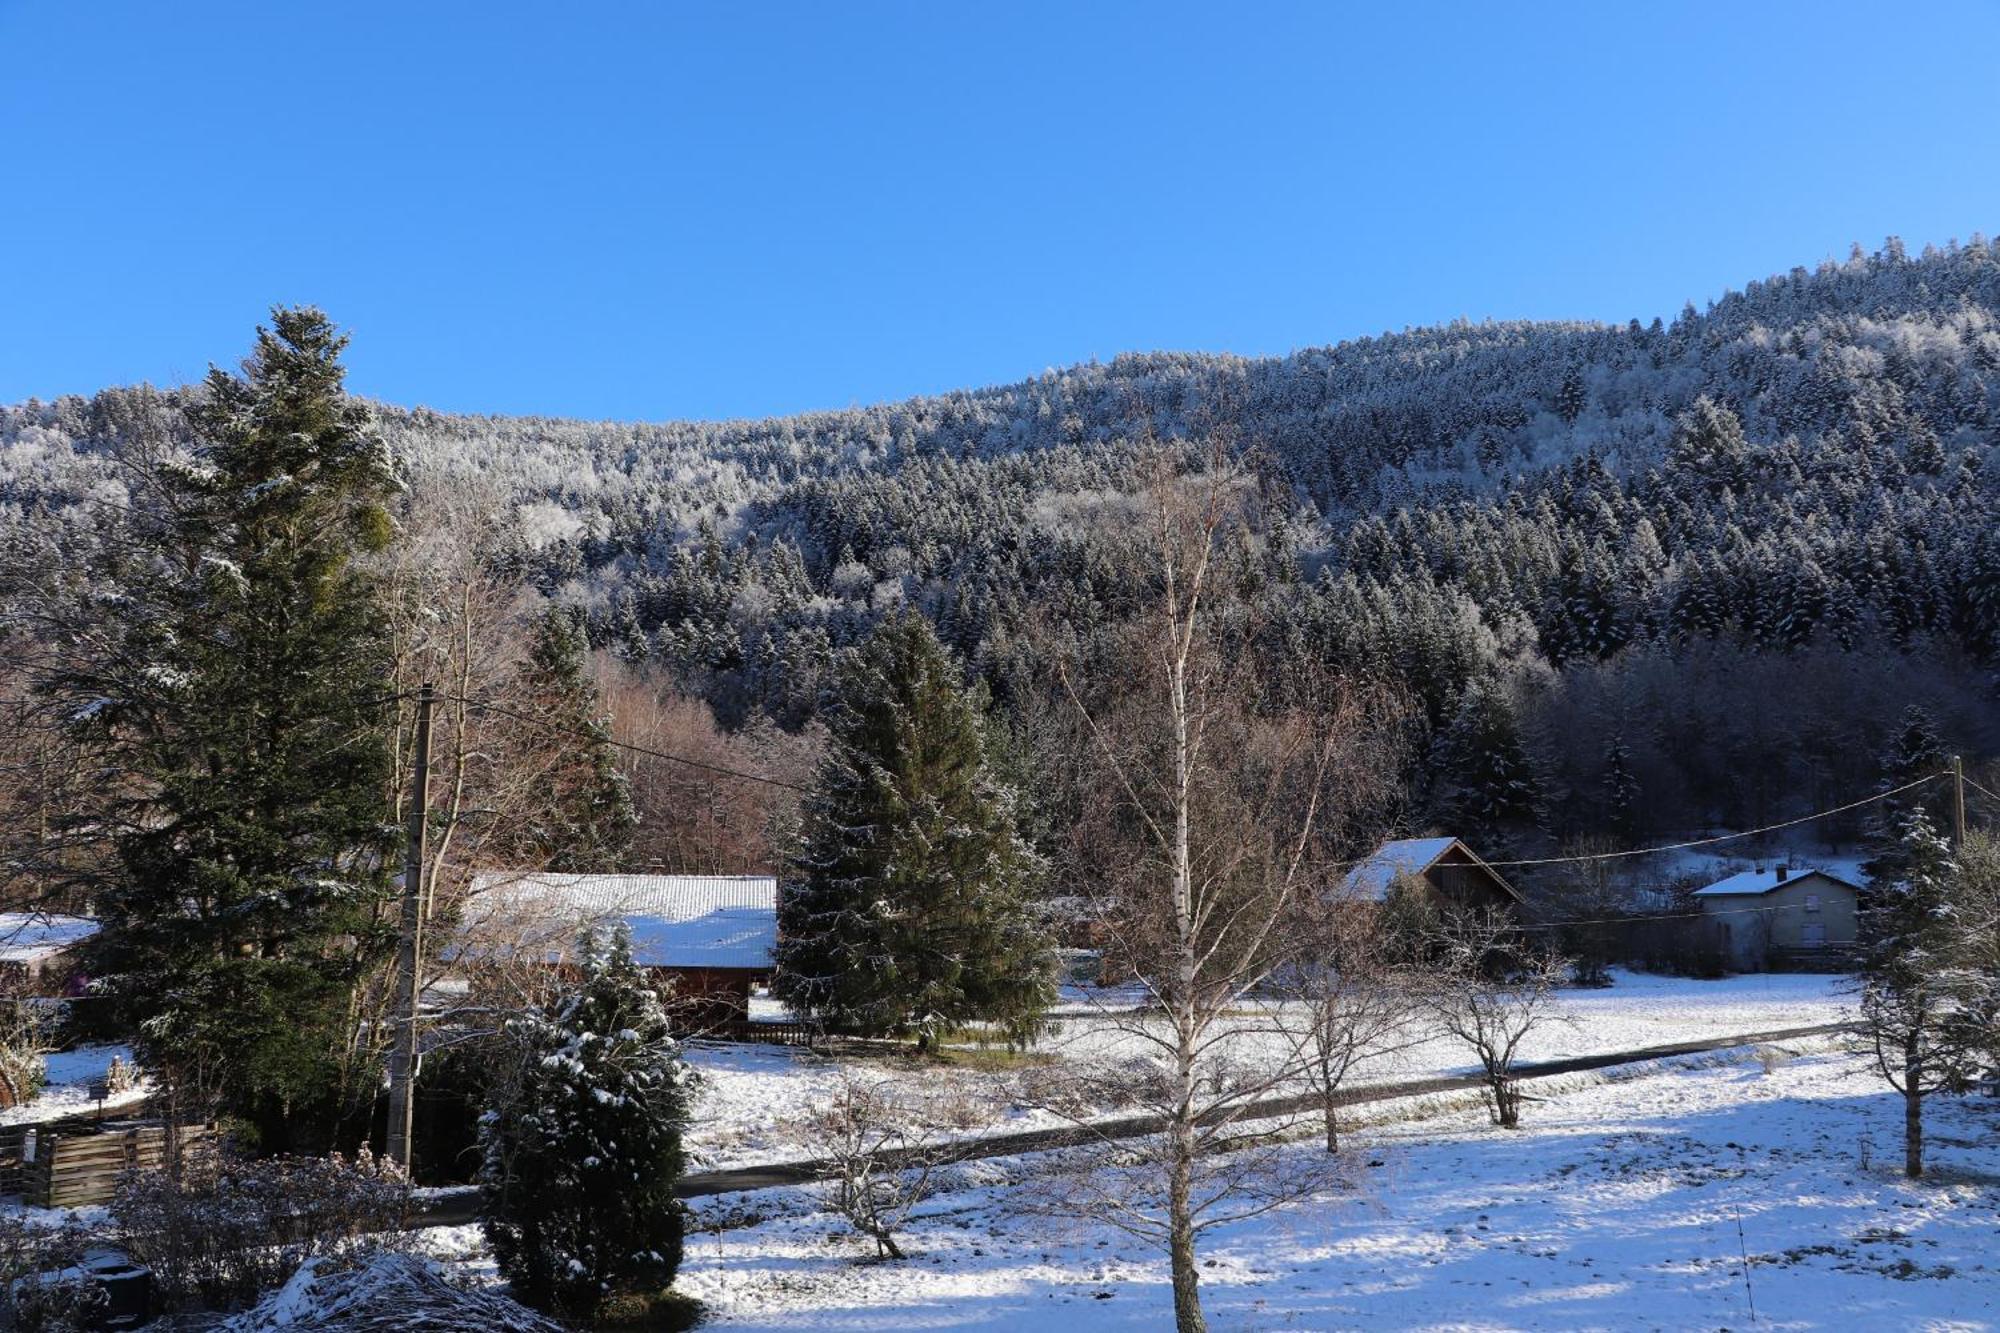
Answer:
1804 894 1821 914
1803 922 1826 947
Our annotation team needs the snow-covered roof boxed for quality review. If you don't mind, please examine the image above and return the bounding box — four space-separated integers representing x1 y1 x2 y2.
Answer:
461 873 777 970
1339 836 1462 902
1692 866 1862 898
0 914 98 966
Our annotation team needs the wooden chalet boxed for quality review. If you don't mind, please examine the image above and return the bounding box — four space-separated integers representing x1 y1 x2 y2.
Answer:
459 872 777 1028
1338 836 1521 913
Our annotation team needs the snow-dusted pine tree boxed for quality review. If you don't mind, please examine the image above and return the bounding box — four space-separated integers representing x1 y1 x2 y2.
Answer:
49 308 398 1150
478 926 695 1317
1863 704 1950 885
776 611 1053 1048
1427 678 1544 845
1858 815 1996 1178
1601 731 1641 839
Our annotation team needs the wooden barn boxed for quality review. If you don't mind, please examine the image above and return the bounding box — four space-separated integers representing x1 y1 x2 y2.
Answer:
460 872 777 1029
1338 836 1521 914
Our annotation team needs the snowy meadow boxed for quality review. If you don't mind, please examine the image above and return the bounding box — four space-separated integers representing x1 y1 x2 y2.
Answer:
680 972 1849 1170
669 1044 1998 1331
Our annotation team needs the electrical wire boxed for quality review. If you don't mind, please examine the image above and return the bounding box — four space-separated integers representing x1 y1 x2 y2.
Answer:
433 692 810 793
1469 773 1946 868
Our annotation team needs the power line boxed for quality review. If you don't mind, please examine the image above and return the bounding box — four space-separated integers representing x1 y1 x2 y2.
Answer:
1523 897 1851 930
1470 774 1946 869
434 692 810 794
6 684 1971 852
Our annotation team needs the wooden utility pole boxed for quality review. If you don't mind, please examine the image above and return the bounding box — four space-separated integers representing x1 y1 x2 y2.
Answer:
386 681 435 1172
1949 754 1967 850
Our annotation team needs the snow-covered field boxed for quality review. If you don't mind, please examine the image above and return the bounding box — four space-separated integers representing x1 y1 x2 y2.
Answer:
673 1045 2000 1331
0 1043 144 1126
682 971 1849 1169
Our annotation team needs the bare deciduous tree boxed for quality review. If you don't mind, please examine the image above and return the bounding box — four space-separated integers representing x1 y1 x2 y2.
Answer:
1420 908 1571 1129
592 661 820 876
1272 898 1422 1153
1533 835 1627 988
792 1074 953 1260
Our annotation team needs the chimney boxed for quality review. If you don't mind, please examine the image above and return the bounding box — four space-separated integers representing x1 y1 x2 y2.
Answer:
1775 864 1789 882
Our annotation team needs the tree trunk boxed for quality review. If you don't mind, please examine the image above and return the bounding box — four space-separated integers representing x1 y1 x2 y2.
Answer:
1323 1093 1341 1154
1168 1147 1206 1333
1164 617 1208 1333
1493 1074 1519 1129
1903 1033 1924 1179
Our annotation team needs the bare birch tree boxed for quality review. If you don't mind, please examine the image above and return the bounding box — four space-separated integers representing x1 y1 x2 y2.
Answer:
1021 451 1386 1333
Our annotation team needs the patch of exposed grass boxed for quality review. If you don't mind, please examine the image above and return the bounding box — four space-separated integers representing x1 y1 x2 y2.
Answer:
929 1044 1055 1071
821 1034 1054 1070
585 1287 705 1330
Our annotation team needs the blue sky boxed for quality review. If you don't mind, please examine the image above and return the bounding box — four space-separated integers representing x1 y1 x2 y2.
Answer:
4 2 1998 422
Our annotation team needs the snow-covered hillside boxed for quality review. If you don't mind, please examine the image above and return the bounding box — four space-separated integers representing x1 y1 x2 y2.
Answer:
8 241 1996 848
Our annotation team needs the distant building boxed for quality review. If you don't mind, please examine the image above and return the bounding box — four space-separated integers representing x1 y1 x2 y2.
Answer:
1339 836 1521 914
1692 864 1862 971
460 873 777 1027
0 914 98 996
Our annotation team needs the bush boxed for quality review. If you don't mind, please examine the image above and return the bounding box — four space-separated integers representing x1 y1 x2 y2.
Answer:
478 927 695 1319
0 994 55 1109
0 1214 105 1331
789 1075 951 1259
1629 914 1731 979
111 1149 412 1313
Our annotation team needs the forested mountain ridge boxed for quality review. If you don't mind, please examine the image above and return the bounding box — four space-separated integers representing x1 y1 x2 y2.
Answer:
4 238 1998 854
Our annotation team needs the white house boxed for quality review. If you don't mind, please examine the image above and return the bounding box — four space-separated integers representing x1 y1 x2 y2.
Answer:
0 913 98 994
1692 864 1863 971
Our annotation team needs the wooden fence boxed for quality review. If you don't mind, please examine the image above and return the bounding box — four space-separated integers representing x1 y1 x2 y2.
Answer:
708 1020 816 1047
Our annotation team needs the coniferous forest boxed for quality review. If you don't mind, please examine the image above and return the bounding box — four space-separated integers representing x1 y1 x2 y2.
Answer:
4 239 1997 866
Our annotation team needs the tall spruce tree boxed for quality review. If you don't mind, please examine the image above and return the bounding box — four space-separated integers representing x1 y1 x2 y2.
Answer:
1427 678 1544 845
57 309 397 1148
775 612 1052 1047
1863 704 1950 885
